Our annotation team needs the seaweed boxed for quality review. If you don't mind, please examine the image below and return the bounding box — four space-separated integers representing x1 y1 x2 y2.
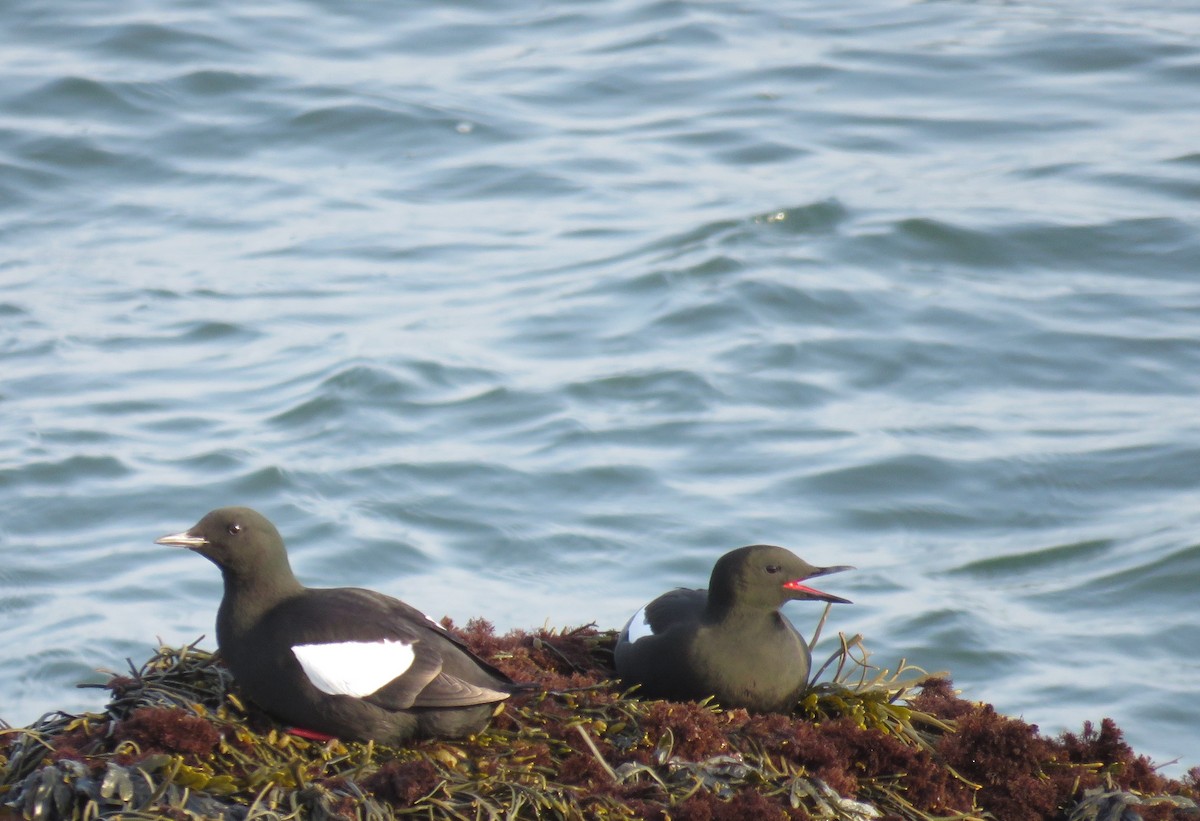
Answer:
1 623 1196 821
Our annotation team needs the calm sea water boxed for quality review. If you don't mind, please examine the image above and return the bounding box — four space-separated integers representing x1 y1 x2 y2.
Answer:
3 0 1199 774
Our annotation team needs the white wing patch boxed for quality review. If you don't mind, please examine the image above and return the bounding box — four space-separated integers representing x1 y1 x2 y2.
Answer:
292 639 416 697
624 605 655 643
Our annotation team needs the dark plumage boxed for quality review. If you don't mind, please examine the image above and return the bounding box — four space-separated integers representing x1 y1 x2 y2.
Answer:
157 506 525 743
614 544 852 713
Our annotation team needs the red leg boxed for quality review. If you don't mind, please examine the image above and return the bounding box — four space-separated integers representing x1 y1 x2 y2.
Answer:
287 726 339 742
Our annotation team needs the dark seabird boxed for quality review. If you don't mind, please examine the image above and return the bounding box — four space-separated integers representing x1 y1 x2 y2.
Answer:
613 544 852 713
157 506 525 744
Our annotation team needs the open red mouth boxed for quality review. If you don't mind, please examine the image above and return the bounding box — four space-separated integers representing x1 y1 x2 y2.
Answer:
782 578 851 604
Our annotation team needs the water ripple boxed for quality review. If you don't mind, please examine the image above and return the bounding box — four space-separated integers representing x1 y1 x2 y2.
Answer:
2 0 1199 774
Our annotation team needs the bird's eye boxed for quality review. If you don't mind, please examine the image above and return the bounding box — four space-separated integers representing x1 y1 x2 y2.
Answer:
765 565 782 574
227 523 242 536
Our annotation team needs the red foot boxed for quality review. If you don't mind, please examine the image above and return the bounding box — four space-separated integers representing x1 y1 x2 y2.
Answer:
286 726 339 742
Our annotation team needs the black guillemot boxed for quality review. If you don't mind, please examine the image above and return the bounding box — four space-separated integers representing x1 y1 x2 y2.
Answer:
613 544 852 713
158 506 526 743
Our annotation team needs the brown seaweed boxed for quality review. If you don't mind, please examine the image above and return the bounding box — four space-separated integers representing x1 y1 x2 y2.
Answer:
2 622 1196 820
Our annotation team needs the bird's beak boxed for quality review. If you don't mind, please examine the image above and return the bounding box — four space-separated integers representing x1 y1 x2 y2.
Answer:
155 530 208 550
784 564 854 604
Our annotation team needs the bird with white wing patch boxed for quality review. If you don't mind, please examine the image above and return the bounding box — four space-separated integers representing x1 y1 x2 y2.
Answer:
158 507 528 744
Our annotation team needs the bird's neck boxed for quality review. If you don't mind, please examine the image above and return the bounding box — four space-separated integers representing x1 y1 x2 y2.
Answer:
217 564 305 640
704 596 781 629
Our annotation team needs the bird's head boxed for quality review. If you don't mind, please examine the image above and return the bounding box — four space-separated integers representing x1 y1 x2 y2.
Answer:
712 544 853 611
156 506 292 583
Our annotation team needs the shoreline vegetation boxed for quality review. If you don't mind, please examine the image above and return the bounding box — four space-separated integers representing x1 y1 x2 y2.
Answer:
2 622 1197 820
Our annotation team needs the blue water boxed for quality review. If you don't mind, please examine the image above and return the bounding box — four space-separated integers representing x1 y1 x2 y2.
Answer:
3 0 1199 774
